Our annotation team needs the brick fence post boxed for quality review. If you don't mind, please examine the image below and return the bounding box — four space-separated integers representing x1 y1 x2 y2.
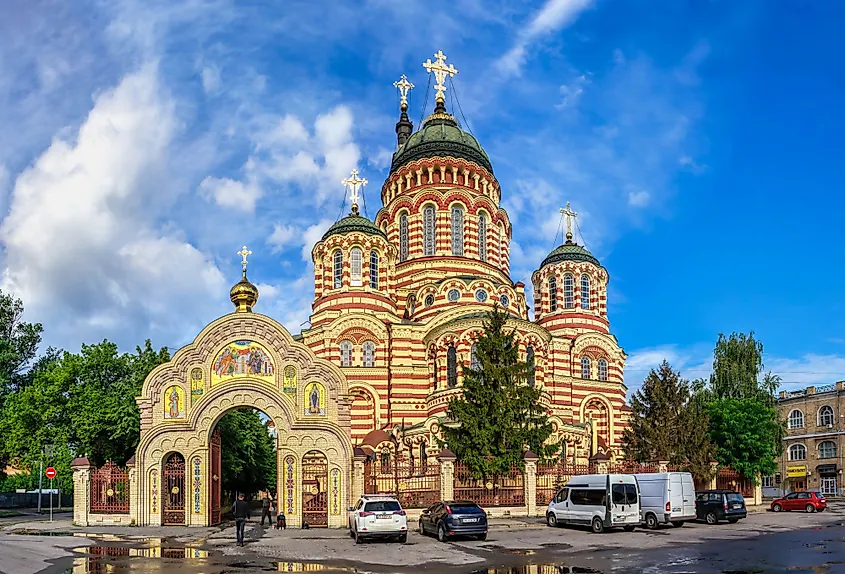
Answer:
657 460 669 473
524 450 538 517
709 461 719 490
71 457 93 527
126 456 138 525
438 449 455 501
352 447 367 504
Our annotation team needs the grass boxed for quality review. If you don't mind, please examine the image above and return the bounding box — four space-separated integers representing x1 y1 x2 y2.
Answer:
0 510 25 518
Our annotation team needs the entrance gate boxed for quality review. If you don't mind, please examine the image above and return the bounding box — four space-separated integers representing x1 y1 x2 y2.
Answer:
301 451 328 527
210 429 222 525
163 453 186 525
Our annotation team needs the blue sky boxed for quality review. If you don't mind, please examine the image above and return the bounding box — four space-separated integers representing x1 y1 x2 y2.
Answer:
0 0 843 394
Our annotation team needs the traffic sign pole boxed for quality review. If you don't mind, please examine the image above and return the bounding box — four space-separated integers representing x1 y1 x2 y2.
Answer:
49 478 53 522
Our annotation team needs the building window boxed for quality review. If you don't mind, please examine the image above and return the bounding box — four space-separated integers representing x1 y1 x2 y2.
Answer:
564 274 575 308
478 213 487 261
369 251 379 289
819 441 837 459
432 359 438 390
362 341 375 367
350 248 362 286
580 356 591 379
420 441 428 473
399 212 409 262
447 289 460 303
406 294 416 315
423 206 436 256
788 444 806 461
447 345 457 387
451 205 464 256
580 275 591 310
424 294 435 307
549 276 557 312
470 343 479 371
526 346 535 387
819 405 835 427
789 409 805 429
380 449 391 473
598 359 608 381
339 341 352 367
762 475 774 488
332 250 342 289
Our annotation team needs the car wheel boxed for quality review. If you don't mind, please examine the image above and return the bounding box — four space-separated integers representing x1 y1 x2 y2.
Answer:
437 522 449 543
728 518 739 524
547 513 558 527
623 525 636 532
591 517 605 534
477 533 488 541
671 521 684 527
645 513 659 530
772 503 782 512
705 511 718 525
806 504 816 513
398 533 407 544
418 519 426 535
354 529 363 544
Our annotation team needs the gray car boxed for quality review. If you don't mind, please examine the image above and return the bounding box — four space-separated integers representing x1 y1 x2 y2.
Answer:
418 500 488 542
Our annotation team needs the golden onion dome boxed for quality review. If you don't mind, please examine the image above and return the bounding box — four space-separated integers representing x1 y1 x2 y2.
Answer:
230 271 259 313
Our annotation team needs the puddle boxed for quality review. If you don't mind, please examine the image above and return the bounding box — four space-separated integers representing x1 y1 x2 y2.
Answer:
470 567 601 573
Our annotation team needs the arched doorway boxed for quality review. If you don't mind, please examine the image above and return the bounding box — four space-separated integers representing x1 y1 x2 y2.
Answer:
302 450 328 527
210 429 222 525
163 453 186 525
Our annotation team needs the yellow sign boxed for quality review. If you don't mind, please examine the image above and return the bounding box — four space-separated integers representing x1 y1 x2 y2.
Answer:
787 465 807 478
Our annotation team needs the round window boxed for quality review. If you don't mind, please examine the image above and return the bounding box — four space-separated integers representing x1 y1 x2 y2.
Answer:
500 294 510 307
447 289 461 303
475 289 488 302
424 294 435 307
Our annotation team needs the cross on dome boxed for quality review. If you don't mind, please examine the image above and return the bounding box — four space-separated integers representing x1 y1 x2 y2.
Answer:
422 50 458 103
393 74 414 109
237 245 252 274
560 202 578 242
342 169 368 213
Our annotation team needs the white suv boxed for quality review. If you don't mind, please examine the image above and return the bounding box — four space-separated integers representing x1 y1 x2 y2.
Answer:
347 495 408 544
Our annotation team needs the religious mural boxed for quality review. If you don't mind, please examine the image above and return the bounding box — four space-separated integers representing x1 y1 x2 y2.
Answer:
211 340 275 387
163 386 185 419
190 368 203 398
283 365 297 394
304 382 326 416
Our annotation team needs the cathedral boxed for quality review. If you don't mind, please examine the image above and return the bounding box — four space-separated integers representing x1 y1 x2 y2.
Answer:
299 52 630 465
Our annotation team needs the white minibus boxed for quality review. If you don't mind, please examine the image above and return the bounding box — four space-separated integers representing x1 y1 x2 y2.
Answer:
634 472 697 529
546 474 641 533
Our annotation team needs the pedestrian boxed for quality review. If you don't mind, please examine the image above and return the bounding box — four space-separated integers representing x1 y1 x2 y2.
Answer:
261 491 274 527
231 493 250 546
276 509 286 530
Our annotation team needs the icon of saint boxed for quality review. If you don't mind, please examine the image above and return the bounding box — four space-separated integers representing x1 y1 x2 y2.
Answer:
169 388 180 418
309 385 321 414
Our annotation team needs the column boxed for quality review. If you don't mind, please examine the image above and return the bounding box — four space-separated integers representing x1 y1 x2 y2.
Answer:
524 451 538 517
352 450 366 504
438 450 455 501
71 457 93 527
709 461 719 490
657 461 669 473
126 456 138 526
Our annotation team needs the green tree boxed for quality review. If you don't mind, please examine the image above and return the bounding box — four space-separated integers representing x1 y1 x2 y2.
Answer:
710 332 780 404
440 305 558 478
0 290 44 401
216 409 277 497
707 398 782 478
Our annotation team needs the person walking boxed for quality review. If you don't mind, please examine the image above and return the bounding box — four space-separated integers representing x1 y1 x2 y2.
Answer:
260 491 274 527
232 493 250 546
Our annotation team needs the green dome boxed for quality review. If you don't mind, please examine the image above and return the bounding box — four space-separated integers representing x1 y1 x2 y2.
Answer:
541 241 601 268
390 108 493 175
322 212 387 242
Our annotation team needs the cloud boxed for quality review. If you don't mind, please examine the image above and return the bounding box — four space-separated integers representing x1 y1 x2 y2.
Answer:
627 190 650 207
497 0 595 76
556 74 590 109
267 223 299 251
201 65 221 93
199 176 262 213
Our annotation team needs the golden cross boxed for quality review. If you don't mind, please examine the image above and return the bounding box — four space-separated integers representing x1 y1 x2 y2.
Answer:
422 50 458 102
237 245 252 274
393 75 415 108
560 202 578 242
342 169 368 209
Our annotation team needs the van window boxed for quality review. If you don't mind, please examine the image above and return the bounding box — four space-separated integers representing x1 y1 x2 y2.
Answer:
554 488 569 503
695 493 708 502
708 493 722 502
570 489 606 506
612 484 638 505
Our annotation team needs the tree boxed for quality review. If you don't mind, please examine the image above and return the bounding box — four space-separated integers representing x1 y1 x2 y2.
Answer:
0 290 44 401
216 409 277 497
710 332 780 404
707 398 782 478
440 305 558 478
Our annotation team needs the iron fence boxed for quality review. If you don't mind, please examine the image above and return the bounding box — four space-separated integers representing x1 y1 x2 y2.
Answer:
535 462 593 507
453 462 524 507
607 461 660 474
716 468 754 498
364 456 441 509
90 461 130 514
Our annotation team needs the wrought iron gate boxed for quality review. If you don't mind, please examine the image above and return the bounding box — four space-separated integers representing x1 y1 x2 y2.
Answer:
163 453 186 525
210 429 222 525
301 451 328 527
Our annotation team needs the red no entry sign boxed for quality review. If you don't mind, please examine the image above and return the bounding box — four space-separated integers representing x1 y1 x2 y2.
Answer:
45 467 57 480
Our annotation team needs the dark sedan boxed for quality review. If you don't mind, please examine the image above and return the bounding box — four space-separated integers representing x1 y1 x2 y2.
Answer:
695 490 747 524
418 501 488 542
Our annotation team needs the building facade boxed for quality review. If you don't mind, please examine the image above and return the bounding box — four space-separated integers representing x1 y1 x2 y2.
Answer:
772 382 845 497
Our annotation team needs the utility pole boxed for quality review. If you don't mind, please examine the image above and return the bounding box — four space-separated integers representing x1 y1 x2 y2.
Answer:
38 445 53 514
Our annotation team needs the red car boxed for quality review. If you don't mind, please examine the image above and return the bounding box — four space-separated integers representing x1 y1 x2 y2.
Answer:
771 491 827 513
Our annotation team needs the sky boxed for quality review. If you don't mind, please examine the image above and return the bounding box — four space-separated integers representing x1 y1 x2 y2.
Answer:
0 0 843 395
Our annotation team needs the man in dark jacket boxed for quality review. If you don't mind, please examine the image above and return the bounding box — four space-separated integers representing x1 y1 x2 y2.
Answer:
260 491 274 527
231 493 250 546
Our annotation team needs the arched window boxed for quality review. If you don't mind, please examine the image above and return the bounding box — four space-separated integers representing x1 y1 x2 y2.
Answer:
369 251 379 289
380 449 392 473
789 409 805 429
580 275 591 310
598 359 608 381
563 274 575 308
399 212 409 262
339 341 352 367
423 205 436 256
548 276 558 312
789 444 807 461
498 225 504 263
559 442 568 463
432 359 438 390
470 343 479 371
451 205 464 256
447 345 457 387
478 213 487 261
332 250 343 289
819 406 835 427
526 346 535 387
362 341 375 367
819 441 837 459
350 248 362 286
406 293 416 316
580 356 591 379
420 441 428 473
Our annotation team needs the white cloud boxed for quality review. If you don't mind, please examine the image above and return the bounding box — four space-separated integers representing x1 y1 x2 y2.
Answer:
628 190 650 207
267 223 299 251
497 0 595 76
556 74 590 109
367 147 394 170
199 176 262 213
201 65 221 93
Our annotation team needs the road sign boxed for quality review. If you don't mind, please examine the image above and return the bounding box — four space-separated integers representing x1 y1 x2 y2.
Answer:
45 467 57 480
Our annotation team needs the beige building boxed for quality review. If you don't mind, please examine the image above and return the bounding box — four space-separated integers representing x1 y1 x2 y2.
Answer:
773 382 845 497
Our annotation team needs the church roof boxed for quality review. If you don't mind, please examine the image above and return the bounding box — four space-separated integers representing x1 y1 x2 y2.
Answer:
322 212 387 242
540 240 601 269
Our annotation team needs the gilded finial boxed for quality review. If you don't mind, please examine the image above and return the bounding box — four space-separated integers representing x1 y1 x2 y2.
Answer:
393 75 414 111
560 203 578 243
342 169 368 215
237 245 252 277
422 50 458 103
230 245 258 313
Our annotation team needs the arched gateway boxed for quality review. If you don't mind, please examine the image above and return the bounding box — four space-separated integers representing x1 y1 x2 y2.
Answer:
129 265 353 527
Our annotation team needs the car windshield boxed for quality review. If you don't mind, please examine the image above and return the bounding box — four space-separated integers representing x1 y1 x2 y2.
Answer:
612 484 638 505
364 501 400 512
449 503 484 514
726 493 744 503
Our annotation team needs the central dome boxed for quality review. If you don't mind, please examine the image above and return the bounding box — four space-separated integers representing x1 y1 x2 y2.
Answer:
322 212 387 241
390 101 492 175
541 241 601 268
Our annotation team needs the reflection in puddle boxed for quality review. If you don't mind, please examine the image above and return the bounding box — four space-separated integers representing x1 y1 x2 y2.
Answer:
471 567 601 573
274 563 352 571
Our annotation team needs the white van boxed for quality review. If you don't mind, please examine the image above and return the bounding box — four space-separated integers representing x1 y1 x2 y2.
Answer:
634 472 696 529
546 474 641 533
